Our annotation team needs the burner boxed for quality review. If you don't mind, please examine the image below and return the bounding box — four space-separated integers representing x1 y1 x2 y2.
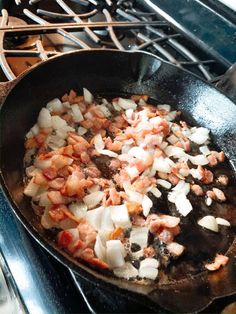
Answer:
1 16 40 49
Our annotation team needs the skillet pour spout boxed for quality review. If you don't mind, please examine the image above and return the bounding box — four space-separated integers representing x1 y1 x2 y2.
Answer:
0 49 235 313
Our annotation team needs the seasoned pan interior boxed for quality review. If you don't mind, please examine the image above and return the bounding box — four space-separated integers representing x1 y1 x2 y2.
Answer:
0 50 236 312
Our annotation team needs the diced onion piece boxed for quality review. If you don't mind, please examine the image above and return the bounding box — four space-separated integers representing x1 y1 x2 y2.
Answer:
199 145 211 156
153 157 171 173
165 146 185 158
189 154 209 166
25 165 36 178
140 258 159 269
39 192 52 206
87 185 100 193
118 98 137 110
128 146 150 160
71 104 84 122
175 193 193 216
94 234 106 261
167 134 178 145
100 207 114 232
205 197 212 206
126 166 139 180
188 127 209 145
156 179 171 189
51 115 68 130
34 157 52 170
78 126 87 135
142 195 153 217
99 149 118 158
83 191 104 209
157 104 170 112
37 108 52 128
99 105 111 117
150 187 162 198
41 209 55 229
167 242 185 256
130 227 149 249
84 112 93 120
83 88 94 103
110 204 131 228
86 206 104 231
112 101 122 111
216 217 230 226
139 267 158 280
113 262 138 279
24 178 39 197
198 215 219 232
94 133 105 151
189 168 202 180
125 188 143 204
69 202 87 218
46 98 63 112
125 108 134 119
31 124 39 136
106 240 125 268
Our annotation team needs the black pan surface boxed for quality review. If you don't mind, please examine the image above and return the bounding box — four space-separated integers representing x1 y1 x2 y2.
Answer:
0 50 235 313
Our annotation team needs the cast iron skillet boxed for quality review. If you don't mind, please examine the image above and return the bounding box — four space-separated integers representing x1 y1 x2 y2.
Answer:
0 50 236 313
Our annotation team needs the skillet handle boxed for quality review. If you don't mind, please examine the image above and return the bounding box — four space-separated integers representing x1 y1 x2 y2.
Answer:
216 63 236 104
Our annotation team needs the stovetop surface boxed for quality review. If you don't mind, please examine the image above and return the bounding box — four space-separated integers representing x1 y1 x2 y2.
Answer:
0 1 235 313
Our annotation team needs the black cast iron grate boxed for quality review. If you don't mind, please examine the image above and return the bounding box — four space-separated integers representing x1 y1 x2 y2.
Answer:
0 0 229 82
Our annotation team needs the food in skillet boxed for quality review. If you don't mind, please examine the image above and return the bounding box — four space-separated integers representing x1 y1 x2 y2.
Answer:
23 88 231 281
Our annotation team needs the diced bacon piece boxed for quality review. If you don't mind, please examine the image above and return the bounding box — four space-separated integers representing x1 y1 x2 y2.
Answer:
83 166 101 178
143 246 155 258
109 159 121 171
216 175 229 186
159 215 180 228
207 154 218 167
109 188 121 205
126 202 142 216
34 171 48 186
191 184 204 196
198 166 214 184
158 226 180 244
43 167 58 180
58 230 74 248
64 170 85 197
63 145 74 157
47 191 64 204
131 215 146 226
105 138 122 152
57 166 70 178
205 254 229 271
109 227 124 240
48 178 65 190
49 205 66 222
212 188 226 202
78 222 97 247
80 119 93 129
80 151 90 163
51 155 73 169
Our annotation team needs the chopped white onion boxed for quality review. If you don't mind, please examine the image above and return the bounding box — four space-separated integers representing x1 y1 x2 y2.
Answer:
198 215 218 232
99 105 111 117
205 197 212 206
46 98 63 112
174 193 193 216
130 227 149 249
152 157 171 173
140 258 159 269
94 134 118 158
216 217 230 226
150 187 162 198
156 179 171 189
165 146 185 159
37 108 52 128
125 108 134 119
128 146 151 160
142 195 153 217
100 207 114 232
24 178 39 197
113 262 138 279
110 204 131 228
34 157 52 170
199 145 211 156
39 192 52 206
94 234 106 262
167 134 178 145
83 191 104 209
118 98 137 110
123 185 143 204
78 126 87 135
51 115 68 130
126 166 139 180
69 202 87 218
189 168 202 180
157 104 170 112
139 267 158 280
71 104 84 122
112 101 122 111
25 165 36 178
188 127 209 145
106 240 126 268
189 154 209 166
167 242 185 256
86 206 104 231
84 112 93 120
83 88 94 103
31 124 39 136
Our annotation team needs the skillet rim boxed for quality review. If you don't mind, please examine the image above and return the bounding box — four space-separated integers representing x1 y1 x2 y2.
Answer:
0 48 235 312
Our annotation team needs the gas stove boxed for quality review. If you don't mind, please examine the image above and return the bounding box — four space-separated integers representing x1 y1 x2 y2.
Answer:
0 1 235 313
